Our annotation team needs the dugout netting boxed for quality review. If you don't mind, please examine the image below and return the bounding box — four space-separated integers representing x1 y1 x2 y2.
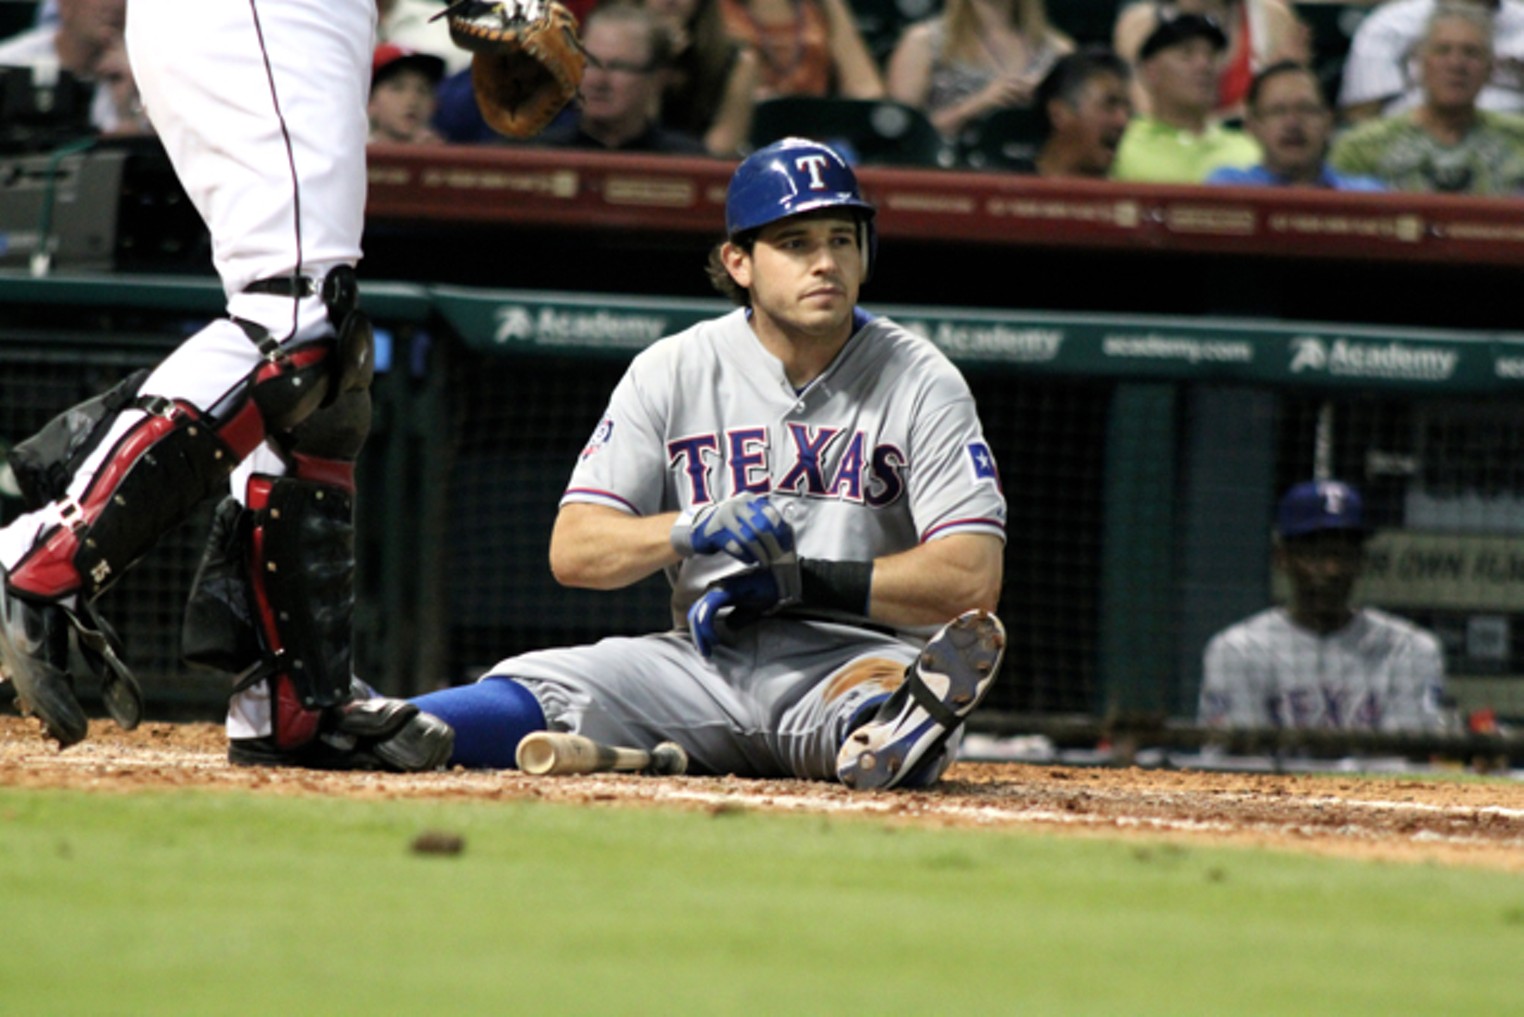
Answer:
424 292 1524 765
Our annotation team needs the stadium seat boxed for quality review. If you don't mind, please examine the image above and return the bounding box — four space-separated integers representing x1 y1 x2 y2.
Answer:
0 0 40 41
1048 0 1120 47
748 96 950 167
849 0 943 65
955 106 1045 171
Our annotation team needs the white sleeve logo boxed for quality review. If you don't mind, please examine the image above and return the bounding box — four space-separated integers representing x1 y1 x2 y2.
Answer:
967 441 1001 490
581 415 614 460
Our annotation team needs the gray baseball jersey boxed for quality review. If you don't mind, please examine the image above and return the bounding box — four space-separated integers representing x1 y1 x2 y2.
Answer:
1199 606 1447 732
564 306 1006 632
489 307 1007 777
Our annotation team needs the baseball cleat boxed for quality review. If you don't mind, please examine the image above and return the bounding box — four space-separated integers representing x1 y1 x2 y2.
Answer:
228 693 455 772
69 602 144 732
836 609 1005 791
0 565 88 747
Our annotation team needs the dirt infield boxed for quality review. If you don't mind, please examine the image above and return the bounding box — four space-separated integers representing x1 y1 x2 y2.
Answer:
5 714 1524 871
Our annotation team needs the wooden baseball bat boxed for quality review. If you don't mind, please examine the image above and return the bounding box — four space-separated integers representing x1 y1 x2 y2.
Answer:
516 732 689 776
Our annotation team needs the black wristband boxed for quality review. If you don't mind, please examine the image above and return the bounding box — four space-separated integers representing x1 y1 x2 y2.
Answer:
799 558 874 615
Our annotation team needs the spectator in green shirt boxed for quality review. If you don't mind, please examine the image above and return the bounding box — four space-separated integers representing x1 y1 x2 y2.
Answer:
1330 3 1524 195
1111 12 1261 182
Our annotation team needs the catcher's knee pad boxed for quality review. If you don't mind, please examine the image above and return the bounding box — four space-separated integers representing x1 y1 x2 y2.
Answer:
285 389 371 462
320 266 375 399
288 266 374 392
238 331 342 434
183 467 357 749
233 267 372 434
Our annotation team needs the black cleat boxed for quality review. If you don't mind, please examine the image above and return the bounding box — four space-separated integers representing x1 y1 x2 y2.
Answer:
228 693 454 772
0 567 88 747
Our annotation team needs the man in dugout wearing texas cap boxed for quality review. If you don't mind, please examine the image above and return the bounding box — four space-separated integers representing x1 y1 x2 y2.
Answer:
411 138 1009 790
1199 479 1448 733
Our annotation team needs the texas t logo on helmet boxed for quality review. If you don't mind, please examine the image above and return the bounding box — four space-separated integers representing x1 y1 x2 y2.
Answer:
793 153 834 189
725 137 878 279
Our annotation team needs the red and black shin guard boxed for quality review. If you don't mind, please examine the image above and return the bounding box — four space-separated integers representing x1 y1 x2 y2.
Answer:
187 454 451 771
5 342 336 606
242 457 358 750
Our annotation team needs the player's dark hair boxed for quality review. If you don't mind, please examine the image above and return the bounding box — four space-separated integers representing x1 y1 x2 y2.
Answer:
706 235 754 306
1034 46 1131 135
706 207 871 305
1246 59 1325 113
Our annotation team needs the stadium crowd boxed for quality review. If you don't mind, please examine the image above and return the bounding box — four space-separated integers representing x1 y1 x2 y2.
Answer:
4 1 1524 194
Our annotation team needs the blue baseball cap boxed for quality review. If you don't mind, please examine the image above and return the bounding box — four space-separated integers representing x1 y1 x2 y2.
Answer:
1275 480 1366 539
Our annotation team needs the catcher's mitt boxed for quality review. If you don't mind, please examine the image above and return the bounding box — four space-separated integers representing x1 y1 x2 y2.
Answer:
436 0 587 138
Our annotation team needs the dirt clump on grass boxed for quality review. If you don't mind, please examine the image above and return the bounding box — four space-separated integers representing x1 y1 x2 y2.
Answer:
4 713 1524 871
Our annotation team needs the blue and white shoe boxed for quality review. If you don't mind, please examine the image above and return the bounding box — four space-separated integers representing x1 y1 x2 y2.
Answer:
836 609 1005 791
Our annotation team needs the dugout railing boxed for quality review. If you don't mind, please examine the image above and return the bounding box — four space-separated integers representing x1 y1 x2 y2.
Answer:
5 274 1524 766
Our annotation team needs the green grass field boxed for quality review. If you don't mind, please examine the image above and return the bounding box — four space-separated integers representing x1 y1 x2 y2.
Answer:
3 788 1521 1016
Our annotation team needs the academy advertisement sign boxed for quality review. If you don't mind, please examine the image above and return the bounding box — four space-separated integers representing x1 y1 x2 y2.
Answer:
432 289 725 356
1287 336 1460 382
1100 333 1255 365
899 319 1064 363
492 304 675 349
1496 356 1524 379
435 289 1524 391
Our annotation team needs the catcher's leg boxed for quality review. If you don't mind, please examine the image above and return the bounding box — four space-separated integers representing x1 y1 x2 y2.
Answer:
0 273 364 747
207 464 451 771
184 390 452 772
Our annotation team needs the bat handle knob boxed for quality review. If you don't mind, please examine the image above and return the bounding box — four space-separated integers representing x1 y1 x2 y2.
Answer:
649 741 689 776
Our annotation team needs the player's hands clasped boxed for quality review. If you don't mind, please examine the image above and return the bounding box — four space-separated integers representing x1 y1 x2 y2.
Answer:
686 551 803 658
671 494 794 565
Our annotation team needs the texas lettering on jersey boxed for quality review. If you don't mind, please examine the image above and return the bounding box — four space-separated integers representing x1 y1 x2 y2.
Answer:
667 423 907 507
1267 686 1383 729
1198 686 1385 730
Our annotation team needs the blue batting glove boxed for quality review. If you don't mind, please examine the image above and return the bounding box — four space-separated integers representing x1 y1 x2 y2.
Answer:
687 585 731 659
672 495 794 565
686 569 784 659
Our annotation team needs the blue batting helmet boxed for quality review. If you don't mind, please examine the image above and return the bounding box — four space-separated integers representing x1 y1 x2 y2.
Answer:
725 138 877 276
1275 480 1367 539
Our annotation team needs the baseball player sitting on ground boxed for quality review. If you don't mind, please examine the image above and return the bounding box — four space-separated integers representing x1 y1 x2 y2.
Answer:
1199 479 1448 733
412 138 1009 789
